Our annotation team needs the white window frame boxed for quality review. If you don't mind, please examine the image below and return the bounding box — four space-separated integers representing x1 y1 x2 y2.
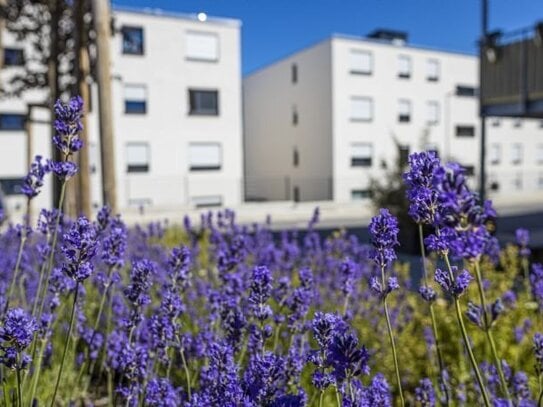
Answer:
126 142 150 173
185 31 219 62
189 142 222 171
191 195 223 208
490 143 501 165
350 142 373 167
427 101 440 125
511 143 523 165
426 59 439 81
350 96 373 122
398 99 411 122
398 55 411 78
349 49 372 75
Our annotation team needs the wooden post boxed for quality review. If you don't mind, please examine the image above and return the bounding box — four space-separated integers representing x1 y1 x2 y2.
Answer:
74 0 92 218
92 0 117 212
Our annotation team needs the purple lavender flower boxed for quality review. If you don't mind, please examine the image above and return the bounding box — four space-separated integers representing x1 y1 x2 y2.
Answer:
244 352 286 404
534 332 543 374
145 378 180 406
415 378 436 407
466 302 484 329
49 160 78 180
249 265 273 322
0 308 38 350
168 246 191 289
101 217 127 268
61 216 98 282
530 263 543 308
369 209 400 269
53 96 84 156
327 330 370 381
516 228 530 257
419 285 437 302
434 266 472 297
21 155 50 199
124 259 156 307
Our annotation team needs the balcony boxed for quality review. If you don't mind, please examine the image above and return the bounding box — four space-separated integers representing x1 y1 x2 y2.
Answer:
481 23 543 118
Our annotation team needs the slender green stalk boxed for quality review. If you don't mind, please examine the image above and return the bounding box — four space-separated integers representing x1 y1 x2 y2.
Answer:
473 260 512 402
16 354 22 407
335 386 341 407
318 390 324 407
50 282 79 407
31 239 51 317
443 255 490 407
4 234 28 315
418 224 450 405
380 265 405 406
179 347 192 401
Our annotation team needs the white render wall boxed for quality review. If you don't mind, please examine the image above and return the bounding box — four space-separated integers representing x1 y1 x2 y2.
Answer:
244 34 543 204
0 7 244 221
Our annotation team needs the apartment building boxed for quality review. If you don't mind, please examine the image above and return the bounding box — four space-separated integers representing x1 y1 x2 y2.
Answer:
0 6 243 219
243 31 543 204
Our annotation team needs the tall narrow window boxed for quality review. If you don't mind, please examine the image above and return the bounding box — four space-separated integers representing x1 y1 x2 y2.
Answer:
511 143 522 165
398 99 411 123
350 143 373 167
293 148 299 167
291 64 298 84
292 105 298 126
185 31 219 61
126 143 150 173
427 101 439 125
426 59 439 81
490 143 501 165
293 186 300 202
350 97 372 122
349 49 372 75
122 26 144 55
124 84 147 114
189 143 221 171
537 144 543 164
398 55 411 79
3 48 24 66
399 145 410 168
189 90 219 116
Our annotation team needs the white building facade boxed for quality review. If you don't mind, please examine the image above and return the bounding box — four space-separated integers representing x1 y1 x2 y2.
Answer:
0 7 244 220
244 32 543 206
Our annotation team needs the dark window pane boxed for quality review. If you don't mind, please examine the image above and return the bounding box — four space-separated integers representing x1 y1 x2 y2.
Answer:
462 165 475 176
292 64 298 84
4 48 24 66
399 114 410 123
398 72 410 79
122 27 144 55
293 149 299 167
0 178 24 195
293 186 300 202
456 125 475 137
127 164 149 173
399 146 410 168
351 157 372 167
456 85 477 97
189 90 219 115
0 114 25 130
351 189 372 199
125 101 146 114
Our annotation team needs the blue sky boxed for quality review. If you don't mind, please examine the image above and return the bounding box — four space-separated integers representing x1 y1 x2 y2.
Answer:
113 0 542 75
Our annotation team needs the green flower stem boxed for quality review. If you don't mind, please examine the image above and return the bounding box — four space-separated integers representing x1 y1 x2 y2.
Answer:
443 254 491 407
418 224 450 405
16 354 22 407
380 265 405 407
473 260 512 402
4 233 28 315
50 282 79 407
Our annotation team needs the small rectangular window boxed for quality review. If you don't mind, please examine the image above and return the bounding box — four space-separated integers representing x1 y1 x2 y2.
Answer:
456 85 477 97
398 55 411 79
351 189 372 200
192 195 222 208
427 101 439 125
122 26 144 55
189 143 221 171
292 106 298 126
0 178 24 195
124 84 147 114
513 119 522 128
3 48 24 66
537 144 543 164
350 143 373 167
293 148 299 167
456 125 475 137
490 144 501 165
293 186 300 202
126 143 150 173
538 174 543 190
462 165 475 176
0 114 25 131
399 145 410 168
185 31 219 61
291 63 298 84
491 118 501 127
349 50 372 75
511 143 522 165
513 173 523 190
350 97 372 122
398 99 411 123
426 59 439 82
189 89 219 116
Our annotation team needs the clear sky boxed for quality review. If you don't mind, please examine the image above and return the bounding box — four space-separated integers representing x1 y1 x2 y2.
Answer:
113 0 543 75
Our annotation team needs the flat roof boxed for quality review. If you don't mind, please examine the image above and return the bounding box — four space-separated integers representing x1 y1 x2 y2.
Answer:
112 4 242 28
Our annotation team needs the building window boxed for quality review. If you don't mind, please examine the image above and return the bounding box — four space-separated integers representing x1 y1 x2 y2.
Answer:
189 143 221 171
3 48 24 66
398 55 411 79
539 174 543 190
0 114 25 131
188 89 219 116
126 143 150 173
293 186 300 202
455 125 475 137
350 97 372 122
292 105 298 126
537 144 543 164
398 99 411 123
426 101 439 125
192 195 222 208
491 118 501 127
349 49 372 75
293 148 299 167
291 63 298 84
350 143 373 167
513 173 522 190
456 85 477 97
351 189 371 200
490 144 501 165
511 143 522 165
426 59 439 82
399 145 410 168
539 120 543 128
462 165 475 176
124 84 147 114
185 31 219 61
122 26 144 55
513 119 522 128
0 178 24 196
